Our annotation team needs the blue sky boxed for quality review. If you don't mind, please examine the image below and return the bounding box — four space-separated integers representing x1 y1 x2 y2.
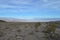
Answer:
0 0 60 19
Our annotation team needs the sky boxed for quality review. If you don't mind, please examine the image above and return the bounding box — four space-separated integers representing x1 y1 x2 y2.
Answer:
0 0 60 19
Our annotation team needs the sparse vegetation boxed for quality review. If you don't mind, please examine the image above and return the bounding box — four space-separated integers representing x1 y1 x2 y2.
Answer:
43 23 60 40
17 29 21 32
35 22 41 32
0 32 3 37
0 22 60 40
28 32 34 35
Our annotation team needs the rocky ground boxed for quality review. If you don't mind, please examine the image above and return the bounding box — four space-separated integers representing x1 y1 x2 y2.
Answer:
0 22 60 40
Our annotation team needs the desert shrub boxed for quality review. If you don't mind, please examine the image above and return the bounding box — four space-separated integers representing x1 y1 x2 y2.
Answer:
34 22 41 32
16 28 21 32
28 31 34 35
53 33 59 40
25 26 28 28
43 23 59 40
35 22 41 26
44 23 57 33
5 27 9 29
17 29 21 32
0 31 4 37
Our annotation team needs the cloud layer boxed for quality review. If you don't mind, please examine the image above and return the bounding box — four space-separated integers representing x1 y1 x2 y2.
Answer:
0 0 60 12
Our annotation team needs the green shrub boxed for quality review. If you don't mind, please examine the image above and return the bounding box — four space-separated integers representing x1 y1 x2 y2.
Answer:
35 22 41 32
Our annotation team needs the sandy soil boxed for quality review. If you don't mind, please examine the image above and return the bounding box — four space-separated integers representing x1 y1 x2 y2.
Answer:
0 22 60 40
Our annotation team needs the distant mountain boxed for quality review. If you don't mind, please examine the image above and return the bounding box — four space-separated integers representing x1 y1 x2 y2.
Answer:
30 18 60 22
0 17 26 22
0 17 60 22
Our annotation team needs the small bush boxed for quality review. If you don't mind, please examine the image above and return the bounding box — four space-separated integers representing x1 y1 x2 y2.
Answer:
0 32 4 37
28 32 34 35
34 22 41 32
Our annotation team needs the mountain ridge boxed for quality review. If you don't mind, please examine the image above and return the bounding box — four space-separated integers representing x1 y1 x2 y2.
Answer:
0 17 60 22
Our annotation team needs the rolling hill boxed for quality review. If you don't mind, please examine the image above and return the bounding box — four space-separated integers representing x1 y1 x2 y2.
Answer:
0 17 60 22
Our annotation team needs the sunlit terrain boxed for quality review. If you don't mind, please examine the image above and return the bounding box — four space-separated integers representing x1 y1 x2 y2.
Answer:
0 18 60 40
0 0 60 40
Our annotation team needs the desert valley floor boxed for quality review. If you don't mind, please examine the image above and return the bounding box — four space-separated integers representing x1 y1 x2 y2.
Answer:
0 22 60 40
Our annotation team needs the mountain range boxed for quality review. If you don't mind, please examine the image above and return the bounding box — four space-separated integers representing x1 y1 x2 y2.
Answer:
0 17 60 22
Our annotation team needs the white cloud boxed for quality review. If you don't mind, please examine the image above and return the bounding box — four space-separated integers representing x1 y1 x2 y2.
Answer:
9 0 32 5
43 0 48 2
0 4 17 8
40 1 60 10
0 0 60 12
44 1 60 6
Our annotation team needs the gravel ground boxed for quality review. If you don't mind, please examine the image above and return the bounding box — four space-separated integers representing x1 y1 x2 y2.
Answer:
0 22 60 40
